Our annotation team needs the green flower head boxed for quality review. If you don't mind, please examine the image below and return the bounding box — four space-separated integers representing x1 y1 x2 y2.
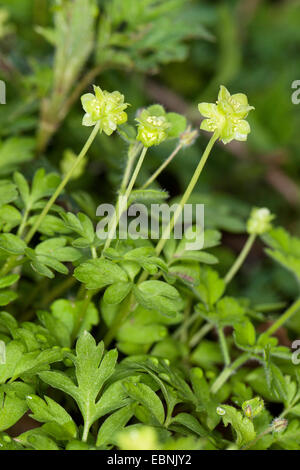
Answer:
247 207 274 235
198 85 254 144
136 107 171 147
81 85 128 136
242 397 264 419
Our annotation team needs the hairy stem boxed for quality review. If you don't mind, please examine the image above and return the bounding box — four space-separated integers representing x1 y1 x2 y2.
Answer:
105 133 219 343
189 322 213 348
155 131 219 256
103 146 148 252
104 293 134 347
142 143 183 189
211 352 250 395
264 297 300 338
217 326 230 367
26 122 100 244
224 233 256 284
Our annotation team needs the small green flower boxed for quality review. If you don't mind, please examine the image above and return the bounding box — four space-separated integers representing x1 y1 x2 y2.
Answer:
198 85 254 144
242 397 264 419
81 85 128 135
247 207 274 235
136 108 171 147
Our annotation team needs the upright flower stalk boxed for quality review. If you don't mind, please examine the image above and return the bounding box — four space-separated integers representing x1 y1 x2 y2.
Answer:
224 207 274 284
105 86 255 345
27 86 130 245
155 130 219 256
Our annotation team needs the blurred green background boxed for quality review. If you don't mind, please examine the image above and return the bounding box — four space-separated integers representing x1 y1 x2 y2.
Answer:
0 0 300 304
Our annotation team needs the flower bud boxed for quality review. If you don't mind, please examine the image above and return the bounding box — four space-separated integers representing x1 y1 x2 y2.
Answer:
272 418 288 433
180 126 199 147
242 397 264 419
247 207 274 235
136 108 170 147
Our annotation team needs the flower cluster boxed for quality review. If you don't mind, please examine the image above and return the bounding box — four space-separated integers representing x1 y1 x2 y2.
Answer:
136 108 171 147
198 85 254 144
247 207 274 235
81 85 128 135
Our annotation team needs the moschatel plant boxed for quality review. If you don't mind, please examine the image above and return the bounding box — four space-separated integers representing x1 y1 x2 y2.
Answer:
0 82 300 451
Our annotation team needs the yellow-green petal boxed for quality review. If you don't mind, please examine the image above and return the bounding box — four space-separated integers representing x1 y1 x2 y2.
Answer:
82 113 96 127
218 85 231 102
198 102 218 118
81 93 95 113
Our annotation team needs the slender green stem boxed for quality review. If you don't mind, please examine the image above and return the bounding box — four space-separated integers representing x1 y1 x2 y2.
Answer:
242 427 273 450
103 146 148 252
82 420 90 443
108 133 219 343
189 323 213 348
224 233 256 284
142 143 183 190
173 311 201 340
104 293 134 347
210 352 250 395
155 131 219 256
217 326 230 367
41 276 77 307
120 143 142 194
17 207 30 238
124 146 148 200
26 122 100 244
264 297 300 338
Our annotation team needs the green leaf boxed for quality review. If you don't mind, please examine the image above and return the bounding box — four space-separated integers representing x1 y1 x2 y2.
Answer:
166 112 187 138
0 180 18 208
0 382 34 431
267 363 288 401
17 429 60 450
28 214 71 237
170 412 207 437
234 320 256 347
26 395 77 440
123 381 165 425
39 332 119 440
96 404 135 447
39 298 99 347
103 282 132 305
217 404 256 448
196 268 225 307
134 280 182 317
264 227 300 281
13 172 30 207
35 238 81 263
0 274 20 289
0 137 34 175
129 189 169 205
61 212 95 246
0 290 18 306
0 205 22 232
0 233 27 254
74 259 128 289
199 297 246 327
29 169 61 206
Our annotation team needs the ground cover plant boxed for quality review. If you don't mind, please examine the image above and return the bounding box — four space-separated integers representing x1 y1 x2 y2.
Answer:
0 0 300 451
